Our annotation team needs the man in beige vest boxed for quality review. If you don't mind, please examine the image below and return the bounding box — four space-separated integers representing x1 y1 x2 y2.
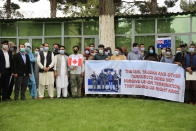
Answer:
54 46 69 98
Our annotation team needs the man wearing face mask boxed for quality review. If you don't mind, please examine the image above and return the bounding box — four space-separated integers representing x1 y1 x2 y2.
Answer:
25 43 37 99
89 43 95 52
139 43 147 59
7 41 17 100
34 47 40 91
37 43 55 99
174 44 187 68
0 40 13 101
69 45 84 97
13 44 31 100
160 48 174 63
158 48 166 61
104 47 112 57
94 44 108 60
185 44 196 104
83 48 94 60
110 47 126 60
127 43 143 60
54 46 69 98
53 43 60 56
40 44 44 52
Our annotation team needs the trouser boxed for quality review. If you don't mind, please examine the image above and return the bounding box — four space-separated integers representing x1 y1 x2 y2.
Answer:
100 80 106 89
7 76 14 99
185 80 196 103
92 80 97 89
29 82 37 98
57 87 67 98
0 69 11 101
14 75 29 100
70 74 82 97
38 84 54 98
114 80 118 90
109 81 113 90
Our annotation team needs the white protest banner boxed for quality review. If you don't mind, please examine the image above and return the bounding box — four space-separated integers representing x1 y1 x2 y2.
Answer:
85 60 185 102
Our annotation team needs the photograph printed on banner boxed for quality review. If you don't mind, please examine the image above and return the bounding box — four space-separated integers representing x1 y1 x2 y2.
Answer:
86 61 122 93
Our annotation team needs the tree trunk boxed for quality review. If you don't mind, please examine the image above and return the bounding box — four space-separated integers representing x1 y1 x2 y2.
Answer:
150 0 157 14
49 0 57 18
99 0 115 50
6 0 11 18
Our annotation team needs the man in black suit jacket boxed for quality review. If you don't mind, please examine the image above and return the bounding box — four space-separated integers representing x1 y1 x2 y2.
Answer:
0 40 13 101
13 44 31 100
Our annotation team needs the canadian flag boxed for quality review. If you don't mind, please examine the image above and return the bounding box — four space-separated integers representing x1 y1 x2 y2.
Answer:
68 56 83 66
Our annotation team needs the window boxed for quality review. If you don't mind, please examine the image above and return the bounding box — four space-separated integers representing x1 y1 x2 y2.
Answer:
175 35 189 48
18 21 42 36
45 23 61 36
0 23 16 36
44 38 61 49
115 36 132 52
115 18 132 35
135 19 155 34
64 22 81 36
158 16 190 33
192 17 196 32
135 36 155 49
83 19 99 35
64 37 81 55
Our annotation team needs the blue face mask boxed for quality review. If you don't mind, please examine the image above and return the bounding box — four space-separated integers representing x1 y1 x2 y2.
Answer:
133 47 139 54
26 47 31 53
105 52 109 55
90 47 94 51
85 50 90 54
34 51 39 56
44 47 49 52
59 50 65 54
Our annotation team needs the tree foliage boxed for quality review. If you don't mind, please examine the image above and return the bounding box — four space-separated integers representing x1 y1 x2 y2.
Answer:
59 0 179 16
0 0 23 18
180 0 196 12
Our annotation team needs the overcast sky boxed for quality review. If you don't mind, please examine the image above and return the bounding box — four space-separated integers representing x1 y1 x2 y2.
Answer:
0 0 191 18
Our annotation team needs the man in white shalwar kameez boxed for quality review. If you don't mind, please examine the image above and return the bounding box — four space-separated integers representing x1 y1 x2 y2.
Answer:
37 43 55 98
54 46 69 98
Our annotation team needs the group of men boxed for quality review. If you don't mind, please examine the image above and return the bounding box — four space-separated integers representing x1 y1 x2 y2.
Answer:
0 41 84 101
0 40 196 104
90 70 120 92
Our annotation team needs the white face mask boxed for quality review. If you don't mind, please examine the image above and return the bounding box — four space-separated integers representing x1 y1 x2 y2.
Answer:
176 51 181 53
140 47 145 51
189 48 195 52
2 44 9 50
114 51 119 56
161 50 166 54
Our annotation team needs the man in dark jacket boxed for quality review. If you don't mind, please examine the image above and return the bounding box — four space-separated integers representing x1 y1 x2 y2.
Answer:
185 44 196 104
13 44 31 100
0 40 13 101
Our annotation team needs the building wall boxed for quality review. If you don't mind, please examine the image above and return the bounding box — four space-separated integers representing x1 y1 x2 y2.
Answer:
0 14 196 55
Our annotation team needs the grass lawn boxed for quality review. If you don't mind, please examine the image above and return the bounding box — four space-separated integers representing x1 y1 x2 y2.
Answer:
0 97 196 131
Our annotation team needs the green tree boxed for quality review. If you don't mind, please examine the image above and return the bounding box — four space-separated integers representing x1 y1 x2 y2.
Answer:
0 0 23 18
180 0 196 12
